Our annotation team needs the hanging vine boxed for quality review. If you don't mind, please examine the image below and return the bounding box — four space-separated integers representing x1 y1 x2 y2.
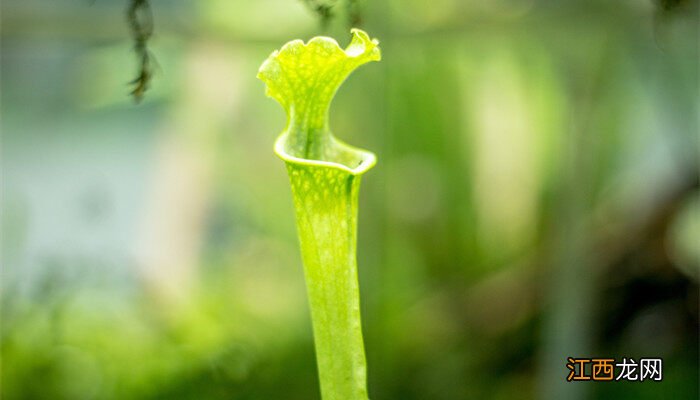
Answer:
299 0 363 29
126 0 154 102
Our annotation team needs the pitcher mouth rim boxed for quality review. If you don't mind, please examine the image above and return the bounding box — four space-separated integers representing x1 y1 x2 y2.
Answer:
274 135 377 175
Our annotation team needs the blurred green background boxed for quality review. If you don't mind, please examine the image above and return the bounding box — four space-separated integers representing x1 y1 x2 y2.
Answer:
1 0 698 399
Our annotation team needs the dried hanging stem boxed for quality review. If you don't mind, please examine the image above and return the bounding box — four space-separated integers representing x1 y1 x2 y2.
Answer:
126 0 154 102
299 0 338 29
299 0 363 29
346 0 362 28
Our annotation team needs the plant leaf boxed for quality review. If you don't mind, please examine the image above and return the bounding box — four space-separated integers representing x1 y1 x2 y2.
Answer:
257 29 381 400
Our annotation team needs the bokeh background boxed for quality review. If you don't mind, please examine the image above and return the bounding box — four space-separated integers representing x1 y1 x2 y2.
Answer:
2 0 698 399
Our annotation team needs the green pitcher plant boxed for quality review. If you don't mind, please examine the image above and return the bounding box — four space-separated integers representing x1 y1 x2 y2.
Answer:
257 29 381 400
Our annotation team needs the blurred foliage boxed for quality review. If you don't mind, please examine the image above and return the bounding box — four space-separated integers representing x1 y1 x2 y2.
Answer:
1 0 698 399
